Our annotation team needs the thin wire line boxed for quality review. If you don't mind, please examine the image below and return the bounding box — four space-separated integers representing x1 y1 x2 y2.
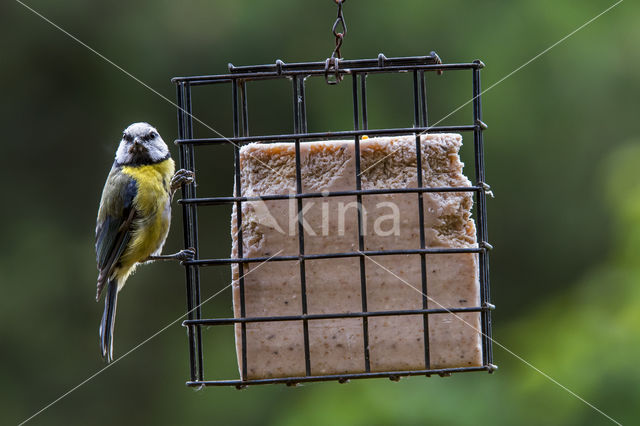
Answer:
358 0 624 177
361 253 622 426
13 0 287 180
18 250 283 426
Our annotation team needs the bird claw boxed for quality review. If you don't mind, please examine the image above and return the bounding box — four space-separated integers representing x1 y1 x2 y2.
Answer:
171 169 195 191
177 247 196 263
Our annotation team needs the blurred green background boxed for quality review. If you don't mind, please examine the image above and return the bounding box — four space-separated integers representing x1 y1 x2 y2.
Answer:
1 0 638 425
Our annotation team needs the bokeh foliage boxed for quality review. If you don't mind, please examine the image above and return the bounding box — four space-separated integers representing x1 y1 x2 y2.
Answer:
1 1 638 425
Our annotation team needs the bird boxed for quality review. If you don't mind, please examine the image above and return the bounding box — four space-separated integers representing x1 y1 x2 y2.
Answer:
95 122 195 363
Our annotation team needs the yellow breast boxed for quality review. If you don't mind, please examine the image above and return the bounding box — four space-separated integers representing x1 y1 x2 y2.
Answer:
117 158 175 280
122 159 174 215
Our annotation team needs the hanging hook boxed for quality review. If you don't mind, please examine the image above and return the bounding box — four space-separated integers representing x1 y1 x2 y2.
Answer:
324 57 341 85
325 0 347 85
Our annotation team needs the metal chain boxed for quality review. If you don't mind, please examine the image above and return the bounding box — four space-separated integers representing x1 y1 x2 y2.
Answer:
325 0 347 84
331 0 347 59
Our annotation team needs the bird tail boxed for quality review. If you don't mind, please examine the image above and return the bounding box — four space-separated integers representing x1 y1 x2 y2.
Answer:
99 279 119 363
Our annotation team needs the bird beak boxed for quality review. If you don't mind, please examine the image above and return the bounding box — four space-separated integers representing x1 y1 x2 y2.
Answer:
129 138 146 154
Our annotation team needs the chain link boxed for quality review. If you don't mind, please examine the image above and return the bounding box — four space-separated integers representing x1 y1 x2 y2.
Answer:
325 0 347 84
331 0 347 59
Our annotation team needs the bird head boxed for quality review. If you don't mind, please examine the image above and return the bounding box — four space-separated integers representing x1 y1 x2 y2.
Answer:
115 122 170 165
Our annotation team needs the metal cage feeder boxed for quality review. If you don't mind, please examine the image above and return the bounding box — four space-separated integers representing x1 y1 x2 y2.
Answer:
172 49 495 388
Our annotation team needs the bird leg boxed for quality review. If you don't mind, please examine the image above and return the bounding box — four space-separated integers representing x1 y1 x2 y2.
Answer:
145 248 195 263
170 169 195 197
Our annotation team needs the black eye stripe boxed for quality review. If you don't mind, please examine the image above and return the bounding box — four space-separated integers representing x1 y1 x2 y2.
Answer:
122 131 156 142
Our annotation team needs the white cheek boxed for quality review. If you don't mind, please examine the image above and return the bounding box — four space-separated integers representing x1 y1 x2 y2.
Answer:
114 141 131 163
147 140 169 162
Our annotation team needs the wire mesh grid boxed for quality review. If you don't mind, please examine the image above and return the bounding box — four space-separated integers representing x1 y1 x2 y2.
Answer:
172 52 495 388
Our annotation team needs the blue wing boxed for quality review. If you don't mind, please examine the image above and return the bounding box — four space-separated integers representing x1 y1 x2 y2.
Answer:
95 166 138 300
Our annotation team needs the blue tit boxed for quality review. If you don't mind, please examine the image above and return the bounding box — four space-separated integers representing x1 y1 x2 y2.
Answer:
95 122 195 363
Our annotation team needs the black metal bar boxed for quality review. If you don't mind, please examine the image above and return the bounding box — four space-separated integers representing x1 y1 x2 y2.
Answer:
299 77 308 133
231 79 249 382
186 247 486 266
177 83 198 383
292 76 312 376
184 84 205 382
412 71 420 129
419 70 428 127
228 54 441 73
175 125 478 146
292 76 300 134
413 70 431 370
186 366 493 387
240 80 249 137
352 74 371 373
361 74 368 130
180 186 482 205
183 306 493 326
172 61 480 83
472 62 493 367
